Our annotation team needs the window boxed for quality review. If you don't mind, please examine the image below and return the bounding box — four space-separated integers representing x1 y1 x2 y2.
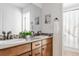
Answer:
63 10 79 49
23 11 30 32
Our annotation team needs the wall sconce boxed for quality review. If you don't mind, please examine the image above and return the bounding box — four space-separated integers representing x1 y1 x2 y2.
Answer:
54 17 59 21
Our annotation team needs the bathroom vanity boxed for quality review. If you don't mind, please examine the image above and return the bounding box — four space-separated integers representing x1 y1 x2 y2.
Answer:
0 35 53 56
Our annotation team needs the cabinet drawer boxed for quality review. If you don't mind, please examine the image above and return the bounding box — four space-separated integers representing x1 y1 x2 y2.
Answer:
32 41 41 49
32 48 41 56
0 43 31 56
42 38 52 45
20 52 32 56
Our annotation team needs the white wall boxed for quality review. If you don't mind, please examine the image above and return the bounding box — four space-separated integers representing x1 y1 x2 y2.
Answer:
41 3 62 56
0 4 22 35
22 4 42 33
0 7 3 35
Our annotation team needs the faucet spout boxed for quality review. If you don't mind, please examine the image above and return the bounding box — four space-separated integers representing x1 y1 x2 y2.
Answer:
7 31 12 39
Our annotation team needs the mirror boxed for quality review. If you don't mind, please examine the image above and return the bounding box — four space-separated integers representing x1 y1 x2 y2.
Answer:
0 3 42 35
22 4 42 33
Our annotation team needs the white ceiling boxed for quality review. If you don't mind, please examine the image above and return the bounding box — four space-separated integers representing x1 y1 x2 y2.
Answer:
10 3 30 8
9 3 79 9
33 3 43 8
10 3 43 8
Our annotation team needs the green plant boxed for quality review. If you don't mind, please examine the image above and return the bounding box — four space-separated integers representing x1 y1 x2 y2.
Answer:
19 32 26 38
19 31 32 38
27 31 32 36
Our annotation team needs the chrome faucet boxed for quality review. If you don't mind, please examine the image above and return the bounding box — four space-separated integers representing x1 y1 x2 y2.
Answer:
2 31 12 40
7 31 12 39
2 31 6 40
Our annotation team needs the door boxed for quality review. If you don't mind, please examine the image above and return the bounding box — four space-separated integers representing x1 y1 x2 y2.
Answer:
53 19 62 56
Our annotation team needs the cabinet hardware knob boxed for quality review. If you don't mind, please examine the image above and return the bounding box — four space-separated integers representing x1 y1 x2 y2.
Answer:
42 48 44 50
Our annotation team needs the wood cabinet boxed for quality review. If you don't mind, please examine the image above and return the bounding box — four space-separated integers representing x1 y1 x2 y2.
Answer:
42 38 52 45
42 38 52 56
46 44 52 56
32 48 41 56
32 41 41 49
42 45 47 56
20 52 32 56
0 43 31 56
0 37 53 56
42 44 52 56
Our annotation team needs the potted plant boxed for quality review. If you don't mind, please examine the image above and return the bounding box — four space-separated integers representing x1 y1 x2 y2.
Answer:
25 31 32 39
19 31 32 39
19 32 26 38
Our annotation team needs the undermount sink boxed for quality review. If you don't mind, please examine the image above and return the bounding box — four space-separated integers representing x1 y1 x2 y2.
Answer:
0 39 26 45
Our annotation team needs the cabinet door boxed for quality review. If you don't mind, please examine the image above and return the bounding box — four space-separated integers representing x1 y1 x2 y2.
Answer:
42 44 52 56
46 44 52 56
20 52 32 56
42 45 47 56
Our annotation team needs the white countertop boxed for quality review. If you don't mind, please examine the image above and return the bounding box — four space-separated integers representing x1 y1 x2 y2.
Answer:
0 35 52 49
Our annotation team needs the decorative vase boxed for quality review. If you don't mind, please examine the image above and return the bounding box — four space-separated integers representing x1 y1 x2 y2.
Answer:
26 35 31 40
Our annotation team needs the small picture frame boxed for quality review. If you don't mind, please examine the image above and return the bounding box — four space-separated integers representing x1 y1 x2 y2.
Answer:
45 14 51 24
35 17 39 25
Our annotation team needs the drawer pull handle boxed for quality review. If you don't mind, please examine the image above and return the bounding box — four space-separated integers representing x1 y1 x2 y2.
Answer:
35 44 40 46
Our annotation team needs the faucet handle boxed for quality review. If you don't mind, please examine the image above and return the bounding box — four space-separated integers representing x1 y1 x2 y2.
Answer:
2 31 6 40
2 31 6 34
7 31 12 34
